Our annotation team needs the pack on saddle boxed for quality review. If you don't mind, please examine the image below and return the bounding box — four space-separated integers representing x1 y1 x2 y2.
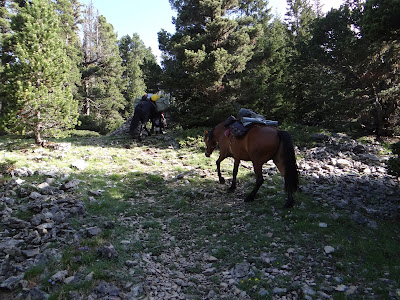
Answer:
223 108 278 138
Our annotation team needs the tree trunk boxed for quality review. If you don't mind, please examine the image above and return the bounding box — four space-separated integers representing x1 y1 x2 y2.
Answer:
372 85 384 137
34 122 43 145
85 81 90 115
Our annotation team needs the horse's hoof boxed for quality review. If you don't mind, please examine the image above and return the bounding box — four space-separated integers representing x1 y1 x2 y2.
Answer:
219 178 225 184
227 186 235 193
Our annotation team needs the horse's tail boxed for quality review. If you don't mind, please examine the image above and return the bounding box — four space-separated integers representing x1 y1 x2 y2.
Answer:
129 107 142 138
278 130 299 194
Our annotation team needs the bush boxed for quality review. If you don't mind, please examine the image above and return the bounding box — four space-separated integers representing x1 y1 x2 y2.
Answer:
68 130 101 138
391 141 400 155
387 141 400 177
0 158 16 175
77 114 124 135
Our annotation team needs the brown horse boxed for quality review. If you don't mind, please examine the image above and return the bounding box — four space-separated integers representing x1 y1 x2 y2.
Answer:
204 121 299 208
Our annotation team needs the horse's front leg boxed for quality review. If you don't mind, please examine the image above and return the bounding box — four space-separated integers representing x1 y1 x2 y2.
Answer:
143 122 152 136
137 124 143 141
228 159 240 192
216 156 226 184
150 121 155 134
284 192 295 208
245 163 264 202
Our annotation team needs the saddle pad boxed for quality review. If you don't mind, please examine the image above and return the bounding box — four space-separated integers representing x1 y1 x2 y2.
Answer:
229 121 248 138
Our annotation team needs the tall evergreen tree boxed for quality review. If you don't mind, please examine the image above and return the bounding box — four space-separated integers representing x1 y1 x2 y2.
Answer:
81 0 98 117
80 2 125 134
284 0 316 123
119 33 146 117
311 0 400 135
359 0 400 135
0 0 21 128
141 48 162 93
160 0 262 126
1 0 78 144
239 18 291 120
53 0 82 95
234 0 295 122
119 33 162 118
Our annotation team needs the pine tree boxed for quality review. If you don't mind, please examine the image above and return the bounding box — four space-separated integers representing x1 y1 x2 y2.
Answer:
53 0 82 91
119 33 162 118
81 0 98 117
160 0 262 126
311 0 400 135
238 18 291 121
80 3 125 134
141 48 162 93
2 0 79 144
284 0 316 123
0 0 21 130
119 33 147 117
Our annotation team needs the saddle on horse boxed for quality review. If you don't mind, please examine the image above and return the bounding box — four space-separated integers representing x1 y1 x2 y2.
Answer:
223 108 278 138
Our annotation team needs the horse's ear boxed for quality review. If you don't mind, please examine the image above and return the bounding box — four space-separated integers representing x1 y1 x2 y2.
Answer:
204 130 208 136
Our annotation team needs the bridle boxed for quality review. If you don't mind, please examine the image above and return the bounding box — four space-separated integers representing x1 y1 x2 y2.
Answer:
206 128 218 154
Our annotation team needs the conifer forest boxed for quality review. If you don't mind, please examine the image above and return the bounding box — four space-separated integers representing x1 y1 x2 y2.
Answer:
1 0 399 141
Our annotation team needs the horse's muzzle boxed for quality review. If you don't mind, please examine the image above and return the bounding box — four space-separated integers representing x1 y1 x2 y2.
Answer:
205 152 211 157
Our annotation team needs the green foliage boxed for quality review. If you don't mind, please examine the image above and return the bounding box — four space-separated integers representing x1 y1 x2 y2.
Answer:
361 0 400 42
387 141 400 177
24 264 46 280
79 6 126 134
237 18 290 122
1 0 400 138
161 0 263 125
118 34 147 117
118 33 161 118
175 127 206 149
391 141 400 156
77 114 123 135
309 1 400 135
1 0 79 143
0 158 17 175
67 129 101 138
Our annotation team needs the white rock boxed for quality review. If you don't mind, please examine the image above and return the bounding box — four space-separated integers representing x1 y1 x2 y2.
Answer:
324 246 335 254
64 276 75 284
15 178 25 185
335 284 347 292
51 270 68 282
336 158 352 168
71 159 88 170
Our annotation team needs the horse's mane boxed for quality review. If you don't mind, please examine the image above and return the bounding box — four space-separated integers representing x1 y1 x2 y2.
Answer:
208 127 215 141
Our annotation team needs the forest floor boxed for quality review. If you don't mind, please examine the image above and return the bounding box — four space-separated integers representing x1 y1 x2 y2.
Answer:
0 126 399 299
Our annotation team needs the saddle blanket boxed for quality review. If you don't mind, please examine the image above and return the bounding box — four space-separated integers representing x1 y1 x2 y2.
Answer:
223 113 278 139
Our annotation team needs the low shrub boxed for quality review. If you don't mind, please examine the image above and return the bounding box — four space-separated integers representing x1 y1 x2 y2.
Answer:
387 141 400 177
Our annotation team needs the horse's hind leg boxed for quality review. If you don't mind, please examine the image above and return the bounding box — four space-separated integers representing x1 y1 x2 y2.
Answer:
285 192 294 208
245 163 264 202
273 157 294 208
143 119 152 136
144 126 151 136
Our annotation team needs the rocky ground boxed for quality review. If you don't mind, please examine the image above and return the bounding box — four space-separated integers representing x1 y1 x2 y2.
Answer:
0 131 399 299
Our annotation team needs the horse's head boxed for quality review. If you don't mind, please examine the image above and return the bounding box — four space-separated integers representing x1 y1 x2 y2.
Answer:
204 129 217 157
